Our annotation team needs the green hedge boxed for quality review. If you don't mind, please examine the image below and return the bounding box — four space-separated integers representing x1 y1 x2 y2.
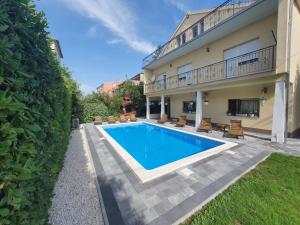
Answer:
0 1 78 224
80 102 109 123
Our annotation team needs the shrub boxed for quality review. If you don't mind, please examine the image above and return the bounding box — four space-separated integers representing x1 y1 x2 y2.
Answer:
0 1 79 224
80 102 109 123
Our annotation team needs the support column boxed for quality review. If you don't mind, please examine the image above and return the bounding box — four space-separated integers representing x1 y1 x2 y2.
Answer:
160 95 165 118
271 80 286 143
195 91 203 130
146 96 150 120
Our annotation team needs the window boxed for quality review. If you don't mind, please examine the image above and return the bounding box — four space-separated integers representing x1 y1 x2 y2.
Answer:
193 23 204 38
177 36 181 46
227 99 260 117
182 33 186 44
177 64 192 80
177 33 186 46
192 25 198 38
183 101 196 113
199 21 204 34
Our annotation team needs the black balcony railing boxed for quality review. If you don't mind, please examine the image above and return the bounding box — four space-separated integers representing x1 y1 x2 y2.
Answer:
145 45 276 93
143 0 257 67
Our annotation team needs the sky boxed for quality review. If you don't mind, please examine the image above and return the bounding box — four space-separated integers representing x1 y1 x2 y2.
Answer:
35 0 225 94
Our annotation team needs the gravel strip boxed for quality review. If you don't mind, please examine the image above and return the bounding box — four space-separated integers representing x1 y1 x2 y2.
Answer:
48 127 104 225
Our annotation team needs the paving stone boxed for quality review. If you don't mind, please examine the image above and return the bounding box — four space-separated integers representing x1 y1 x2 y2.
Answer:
153 199 173 216
143 195 161 208
83 122 300 225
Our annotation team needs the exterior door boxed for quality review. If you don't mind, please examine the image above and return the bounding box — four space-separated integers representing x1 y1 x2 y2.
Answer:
224 39 260 77
157 74 166 90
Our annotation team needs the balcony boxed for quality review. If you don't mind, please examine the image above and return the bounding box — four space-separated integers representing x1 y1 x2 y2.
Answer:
143 0 259 68
145 46 276 94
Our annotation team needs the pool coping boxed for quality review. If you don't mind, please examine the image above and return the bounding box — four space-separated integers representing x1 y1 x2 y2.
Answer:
96 122 238 183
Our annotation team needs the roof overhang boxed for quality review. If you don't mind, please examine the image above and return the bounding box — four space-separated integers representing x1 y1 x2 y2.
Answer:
144 0 278 70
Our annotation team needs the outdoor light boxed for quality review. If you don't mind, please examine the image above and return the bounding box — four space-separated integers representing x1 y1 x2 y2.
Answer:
260 87 268 105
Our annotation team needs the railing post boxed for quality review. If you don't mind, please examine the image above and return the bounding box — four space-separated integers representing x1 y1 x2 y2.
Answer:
225 59 228 78
272 46 275 69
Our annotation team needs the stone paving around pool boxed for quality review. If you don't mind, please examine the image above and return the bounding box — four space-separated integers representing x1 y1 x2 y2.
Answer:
83 121 300 225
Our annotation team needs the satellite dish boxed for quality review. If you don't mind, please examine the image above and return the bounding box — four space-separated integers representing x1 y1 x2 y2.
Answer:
151 75 156 82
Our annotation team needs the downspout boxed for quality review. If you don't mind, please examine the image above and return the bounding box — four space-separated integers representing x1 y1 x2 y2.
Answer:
285 0 294 143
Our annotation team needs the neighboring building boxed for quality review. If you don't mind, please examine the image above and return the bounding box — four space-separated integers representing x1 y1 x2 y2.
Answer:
129 72 145 85
96 81 121 96
50 38 63 62
143 0 300 143
120 73 145 86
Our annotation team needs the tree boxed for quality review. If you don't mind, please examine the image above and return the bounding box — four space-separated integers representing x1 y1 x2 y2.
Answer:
118 81 145 116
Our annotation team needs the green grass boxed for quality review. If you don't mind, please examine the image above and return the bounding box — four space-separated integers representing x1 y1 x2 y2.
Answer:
182 153 300 225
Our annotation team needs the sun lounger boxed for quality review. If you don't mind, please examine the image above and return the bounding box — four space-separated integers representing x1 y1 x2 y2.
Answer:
120 115 127 123
130 114 137 122
175 116 186 127
228 120 244 138
108 116 116 124
157 114 168 124
94 116 102 125
197 118 212 132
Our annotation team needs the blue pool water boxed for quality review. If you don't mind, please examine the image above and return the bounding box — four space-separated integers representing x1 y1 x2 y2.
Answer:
103 123 224 170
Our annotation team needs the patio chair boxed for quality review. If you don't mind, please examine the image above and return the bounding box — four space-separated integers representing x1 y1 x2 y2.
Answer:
175 116 187 127
108 116 116 124
130 114 137 122
228 120 244 138
94 116 102 125
157 114 168 124
120 115 127 123
197 118 212 132
181 115 187 120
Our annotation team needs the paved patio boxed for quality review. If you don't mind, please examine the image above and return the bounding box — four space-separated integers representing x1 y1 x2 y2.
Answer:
84 121 300 225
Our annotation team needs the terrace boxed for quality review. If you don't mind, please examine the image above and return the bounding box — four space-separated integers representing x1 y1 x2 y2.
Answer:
61 121 300 225
49 121 300 225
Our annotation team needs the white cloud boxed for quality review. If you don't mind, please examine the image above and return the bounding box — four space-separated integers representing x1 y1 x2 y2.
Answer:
165 0 188 13
106 38 123 45
80 83 96 95
87 26 98 38
60 0 156 54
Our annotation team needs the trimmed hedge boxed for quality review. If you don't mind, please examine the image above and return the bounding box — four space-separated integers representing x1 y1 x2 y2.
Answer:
0 1 78 224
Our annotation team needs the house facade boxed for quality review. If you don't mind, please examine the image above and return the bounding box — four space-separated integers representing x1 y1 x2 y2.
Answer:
96 81 121 97
50 38 63 62
143 0 300 143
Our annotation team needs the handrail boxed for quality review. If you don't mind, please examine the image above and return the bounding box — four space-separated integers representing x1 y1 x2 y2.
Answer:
145 45 276 93
143 0 257 67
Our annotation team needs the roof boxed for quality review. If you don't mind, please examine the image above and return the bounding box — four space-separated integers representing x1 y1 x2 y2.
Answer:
130 72 144 81
169 8 212 40
96 81 121 90
169 2 252 40
52 39 63 59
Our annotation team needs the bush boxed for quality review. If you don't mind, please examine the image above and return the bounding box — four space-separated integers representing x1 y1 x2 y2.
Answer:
80 102 109 123
0 1 79 224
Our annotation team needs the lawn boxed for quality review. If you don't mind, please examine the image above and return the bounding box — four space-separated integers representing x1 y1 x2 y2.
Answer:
182 153 300 225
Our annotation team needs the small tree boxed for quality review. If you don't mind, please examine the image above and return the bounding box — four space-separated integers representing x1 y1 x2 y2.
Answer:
118 81 145 116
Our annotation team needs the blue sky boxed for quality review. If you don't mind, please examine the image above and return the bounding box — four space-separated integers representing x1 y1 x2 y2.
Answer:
35 0 224 94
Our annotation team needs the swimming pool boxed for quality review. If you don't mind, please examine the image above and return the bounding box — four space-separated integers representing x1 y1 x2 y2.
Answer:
98 122 237 182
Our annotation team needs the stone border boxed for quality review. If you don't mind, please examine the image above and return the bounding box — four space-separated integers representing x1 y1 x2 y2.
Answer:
97 122 237 183
85 126 125 225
